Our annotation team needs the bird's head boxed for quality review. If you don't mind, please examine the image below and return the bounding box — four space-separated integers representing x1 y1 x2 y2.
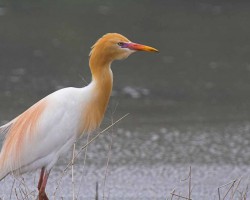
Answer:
89 33 158 63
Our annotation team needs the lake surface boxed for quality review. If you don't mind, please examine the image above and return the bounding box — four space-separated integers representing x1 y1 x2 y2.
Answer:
1 1 250 199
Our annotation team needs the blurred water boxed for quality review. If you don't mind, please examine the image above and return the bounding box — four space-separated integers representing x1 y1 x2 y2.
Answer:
1 0 250 199
1 164 250 199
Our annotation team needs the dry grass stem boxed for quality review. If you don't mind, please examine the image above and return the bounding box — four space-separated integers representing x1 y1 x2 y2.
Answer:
10 175 35 200
230 177 242 198
76 131 91 199
9 179 16 200
95 182 99 200
242 185 248 199
218 179 237 200
71 143 76 200
67 113 129 171
188 166 191 199
53 113 129 199
217 177 250 200
14 188 20 200
103 117 115 200
170 167 192 200
170 189 176 200
170 192 191 200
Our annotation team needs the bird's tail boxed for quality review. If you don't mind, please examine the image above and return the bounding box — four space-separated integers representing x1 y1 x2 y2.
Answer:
0 155 9 181
0 122 13 181
0 119 16 136
0 118 21 182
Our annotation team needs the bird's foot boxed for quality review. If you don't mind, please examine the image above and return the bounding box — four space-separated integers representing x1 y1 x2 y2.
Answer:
38 191 49 200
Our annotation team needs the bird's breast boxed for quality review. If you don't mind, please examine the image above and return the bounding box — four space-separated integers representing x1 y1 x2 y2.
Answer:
78 77 112 136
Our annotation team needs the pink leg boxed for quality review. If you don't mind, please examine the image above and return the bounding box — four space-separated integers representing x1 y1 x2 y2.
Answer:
38 167 45 190
38 169 50 200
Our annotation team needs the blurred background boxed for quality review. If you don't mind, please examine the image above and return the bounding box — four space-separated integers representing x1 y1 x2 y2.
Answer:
1 0 250 199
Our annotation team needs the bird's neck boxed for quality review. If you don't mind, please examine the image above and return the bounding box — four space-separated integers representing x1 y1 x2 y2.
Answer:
90 63 113 105
79 56 113 135
89 55 113 98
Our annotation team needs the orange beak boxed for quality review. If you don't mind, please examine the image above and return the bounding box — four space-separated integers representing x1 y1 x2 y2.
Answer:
126 42 159 53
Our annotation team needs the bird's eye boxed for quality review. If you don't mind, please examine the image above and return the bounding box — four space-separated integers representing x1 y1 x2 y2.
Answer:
117 42 124 47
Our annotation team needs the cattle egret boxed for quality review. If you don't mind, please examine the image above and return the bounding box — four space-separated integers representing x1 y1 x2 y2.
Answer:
0 33 158 199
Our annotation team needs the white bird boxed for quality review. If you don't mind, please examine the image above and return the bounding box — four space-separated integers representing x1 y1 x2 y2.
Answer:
0 33 158 199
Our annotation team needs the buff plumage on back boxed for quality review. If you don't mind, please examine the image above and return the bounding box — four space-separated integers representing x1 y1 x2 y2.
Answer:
0 99 47 179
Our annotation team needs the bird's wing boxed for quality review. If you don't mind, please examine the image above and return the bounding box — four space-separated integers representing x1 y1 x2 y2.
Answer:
0 88 83 178
0 98 48 175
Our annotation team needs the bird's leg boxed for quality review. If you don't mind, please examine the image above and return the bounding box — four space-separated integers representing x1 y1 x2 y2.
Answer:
38 167 45 190
38 169 50 200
